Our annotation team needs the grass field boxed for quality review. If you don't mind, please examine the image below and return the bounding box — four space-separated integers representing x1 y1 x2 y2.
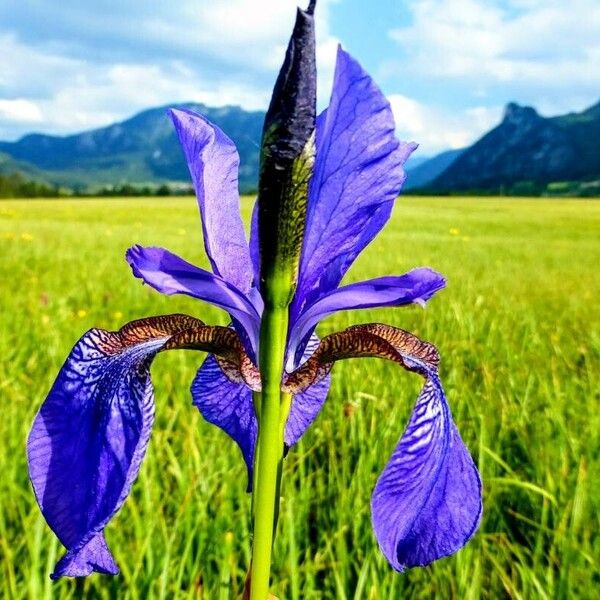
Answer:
0 196 598 599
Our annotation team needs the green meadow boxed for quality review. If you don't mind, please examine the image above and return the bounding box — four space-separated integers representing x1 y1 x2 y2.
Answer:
0 196 598 599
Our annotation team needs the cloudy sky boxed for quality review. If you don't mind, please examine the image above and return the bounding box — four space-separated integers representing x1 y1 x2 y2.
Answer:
0 0 598 155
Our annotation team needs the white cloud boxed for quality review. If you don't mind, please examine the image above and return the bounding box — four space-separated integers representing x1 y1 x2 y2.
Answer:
389 94 501 155
137 0 339 77
388 0 600 115
0 1 340 139
0 99 43 123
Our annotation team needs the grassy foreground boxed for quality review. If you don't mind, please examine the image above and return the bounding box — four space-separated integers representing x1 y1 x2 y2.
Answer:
0 196 598 599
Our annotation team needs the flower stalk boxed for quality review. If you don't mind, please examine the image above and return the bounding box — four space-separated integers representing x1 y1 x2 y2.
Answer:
250 304 290 600
251 3 317 594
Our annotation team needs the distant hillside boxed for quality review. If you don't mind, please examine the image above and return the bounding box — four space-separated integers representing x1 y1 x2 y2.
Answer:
2 98 598 197
0 152 49 182
405 148 464 190
432 100 600 193
0 103 265 193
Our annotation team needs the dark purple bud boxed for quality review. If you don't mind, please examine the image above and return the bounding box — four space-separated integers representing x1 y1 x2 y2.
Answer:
258 1 317 305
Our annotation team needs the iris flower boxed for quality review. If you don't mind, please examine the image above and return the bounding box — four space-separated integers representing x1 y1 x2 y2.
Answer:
27 1 481 594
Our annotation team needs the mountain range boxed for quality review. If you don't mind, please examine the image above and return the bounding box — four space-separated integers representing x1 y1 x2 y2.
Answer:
0 103 264 193
430 101 600 193
0 98 599 195
404 148 464 190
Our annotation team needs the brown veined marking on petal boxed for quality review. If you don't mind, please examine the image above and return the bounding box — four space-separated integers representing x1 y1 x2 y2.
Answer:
282 329 400 393
165 322 261 390
165 323 239 357
122 314 204 344
349 323 440 368
93 314 262 389
281 360 332 394
94 313 206 355
315 327 402 364
283 324 439 394
216 356 261 392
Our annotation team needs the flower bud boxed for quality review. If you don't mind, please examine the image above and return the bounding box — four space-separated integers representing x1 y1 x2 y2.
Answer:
257 1 316 306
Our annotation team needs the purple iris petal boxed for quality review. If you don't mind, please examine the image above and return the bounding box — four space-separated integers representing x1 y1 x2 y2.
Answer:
288 268 446 368
126 245 260 353
53 534 119 579
284 332 331 446
27 329 163 578
371 372 482 570
192 353 257 490
292 46 417 318
249 199 260 284
284 374 330 448
192 335 330 490
281 324 481 570
170 107 253 293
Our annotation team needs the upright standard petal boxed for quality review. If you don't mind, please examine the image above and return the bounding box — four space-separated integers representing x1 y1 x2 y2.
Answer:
27 315 255 578
293 46 417 316
126 245 261 353
283 324 482 570
287 268 446 368
170 107 253 293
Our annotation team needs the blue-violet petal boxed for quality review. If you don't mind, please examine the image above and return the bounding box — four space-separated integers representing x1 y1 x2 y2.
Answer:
372 372 482 570
292 46 416 317
170 107 254 293
126 245 260 354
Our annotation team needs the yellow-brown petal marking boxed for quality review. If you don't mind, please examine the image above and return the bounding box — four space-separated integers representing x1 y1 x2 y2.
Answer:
96 314 260 389
283 323 439 393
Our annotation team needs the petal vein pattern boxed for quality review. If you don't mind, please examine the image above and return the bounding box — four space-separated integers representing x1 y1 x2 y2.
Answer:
283 323 482 570
372 373 482 570
27 314 256 578
170 107 253 293
292 47 417 317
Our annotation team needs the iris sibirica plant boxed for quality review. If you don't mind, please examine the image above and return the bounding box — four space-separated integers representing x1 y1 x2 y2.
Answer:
27 2 482 597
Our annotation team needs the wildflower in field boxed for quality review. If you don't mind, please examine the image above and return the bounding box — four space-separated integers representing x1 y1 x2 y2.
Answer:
27 0 481 593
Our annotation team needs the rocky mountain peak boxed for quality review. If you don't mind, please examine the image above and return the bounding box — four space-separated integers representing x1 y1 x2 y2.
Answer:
431 98 600 192
582 99 600 118
502 102 540 127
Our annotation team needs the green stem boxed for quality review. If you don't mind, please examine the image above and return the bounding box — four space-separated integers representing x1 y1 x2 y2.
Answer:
250 305 289 600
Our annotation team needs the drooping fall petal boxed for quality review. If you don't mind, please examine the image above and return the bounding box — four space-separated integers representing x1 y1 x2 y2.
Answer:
371 373 482 570
283 332 331 446
170 107 254 293
292 46 417 317
27 315 253 578
283 323 482 570
283 372 330 448
192 353 258 489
